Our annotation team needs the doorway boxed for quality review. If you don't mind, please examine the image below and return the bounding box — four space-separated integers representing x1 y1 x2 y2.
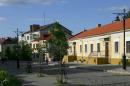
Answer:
105 42 109 58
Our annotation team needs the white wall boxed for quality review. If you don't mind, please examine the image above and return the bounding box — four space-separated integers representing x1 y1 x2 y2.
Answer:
19 31 40 44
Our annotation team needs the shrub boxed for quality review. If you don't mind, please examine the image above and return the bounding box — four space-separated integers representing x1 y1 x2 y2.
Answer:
0 69 21 86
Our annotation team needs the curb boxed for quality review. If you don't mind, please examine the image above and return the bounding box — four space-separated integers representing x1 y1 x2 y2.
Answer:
106 70 130 75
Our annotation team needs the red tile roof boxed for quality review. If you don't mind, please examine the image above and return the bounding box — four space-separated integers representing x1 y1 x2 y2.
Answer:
69 18 130 41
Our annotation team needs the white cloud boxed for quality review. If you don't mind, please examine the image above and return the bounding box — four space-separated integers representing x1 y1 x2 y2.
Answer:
0 0 67 6
98 5 130 11
0 17 6 21
107 5 129 11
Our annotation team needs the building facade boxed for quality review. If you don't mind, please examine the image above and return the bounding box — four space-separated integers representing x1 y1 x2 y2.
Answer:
63 18 130 65
19 22 72 61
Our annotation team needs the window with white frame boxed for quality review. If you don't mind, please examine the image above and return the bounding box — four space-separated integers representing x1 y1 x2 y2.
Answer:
85 44 87 53
27 36 29 40
30 35 33 40
69 46 72 53
33 44 35 48
97 43 100 52
115 42 118 53
126 41 130 53
80 45 82 53
91 44 93 52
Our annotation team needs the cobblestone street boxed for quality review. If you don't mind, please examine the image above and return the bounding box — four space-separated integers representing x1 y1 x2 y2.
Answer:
0 61 130 86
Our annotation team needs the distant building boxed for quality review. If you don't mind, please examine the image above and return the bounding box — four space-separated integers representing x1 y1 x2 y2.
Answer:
19 22 72 61
0 38 6 53
19 22 72 44
0 37 17 56
63 18 130 65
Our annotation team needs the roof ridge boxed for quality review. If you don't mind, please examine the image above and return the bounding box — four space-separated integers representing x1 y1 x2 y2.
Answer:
69 18 130 41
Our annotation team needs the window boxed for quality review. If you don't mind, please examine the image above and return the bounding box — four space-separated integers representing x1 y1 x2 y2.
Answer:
91 44 93 52
80 45 82 53
33 34 39 39
33 44 35 48
115 42 118 53
97 43 100 52
30 35 33 40
126 41 130 53
85 44 87 53
27 36 29 40
69 46 72 52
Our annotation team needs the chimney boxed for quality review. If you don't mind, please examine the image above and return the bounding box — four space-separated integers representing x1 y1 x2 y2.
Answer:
30 24 40 32
97 24 101 28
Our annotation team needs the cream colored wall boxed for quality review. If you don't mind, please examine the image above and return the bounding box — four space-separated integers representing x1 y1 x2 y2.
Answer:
68 35 107 57
82 36 107 57
110 32 122 59
110 31 130 59
68 39 82 56
68 30 130 60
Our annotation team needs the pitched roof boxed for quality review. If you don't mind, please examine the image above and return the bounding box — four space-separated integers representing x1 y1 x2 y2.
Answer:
23 22 72 35
69 18 130 41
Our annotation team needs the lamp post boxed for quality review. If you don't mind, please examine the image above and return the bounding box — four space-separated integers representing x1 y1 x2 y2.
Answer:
123 10 126 70
113 9 127 70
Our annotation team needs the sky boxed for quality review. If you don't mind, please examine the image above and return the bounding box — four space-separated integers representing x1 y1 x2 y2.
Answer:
0 0 130 37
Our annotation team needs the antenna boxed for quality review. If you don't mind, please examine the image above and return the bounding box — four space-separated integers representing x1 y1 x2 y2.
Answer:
43 12 46 25
113 9 127 18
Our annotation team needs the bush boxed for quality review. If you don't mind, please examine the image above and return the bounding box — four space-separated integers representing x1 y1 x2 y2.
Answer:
0 69 22 86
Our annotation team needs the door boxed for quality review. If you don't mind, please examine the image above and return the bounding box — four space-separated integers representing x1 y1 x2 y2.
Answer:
105 42 109 57
73 42 76 56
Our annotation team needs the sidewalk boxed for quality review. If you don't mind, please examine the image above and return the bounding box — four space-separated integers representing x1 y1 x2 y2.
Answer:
106 67 130 75
66 62 130 75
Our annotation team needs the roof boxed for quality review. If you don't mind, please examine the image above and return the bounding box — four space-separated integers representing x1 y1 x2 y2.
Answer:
23 22 72 35
0 38 17 44
0 38 6 44
69 18 130 41
3 38 17 44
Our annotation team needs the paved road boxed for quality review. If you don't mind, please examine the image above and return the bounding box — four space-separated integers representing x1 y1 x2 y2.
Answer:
0 61 130 86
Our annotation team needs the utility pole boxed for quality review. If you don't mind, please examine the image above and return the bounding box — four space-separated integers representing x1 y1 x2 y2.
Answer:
14 28 20 69
113 9 128 70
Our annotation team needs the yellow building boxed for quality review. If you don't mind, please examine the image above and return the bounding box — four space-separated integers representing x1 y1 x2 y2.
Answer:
63 18 130 65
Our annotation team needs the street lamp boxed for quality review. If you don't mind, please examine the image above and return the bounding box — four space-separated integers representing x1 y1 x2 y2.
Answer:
113 9 128 70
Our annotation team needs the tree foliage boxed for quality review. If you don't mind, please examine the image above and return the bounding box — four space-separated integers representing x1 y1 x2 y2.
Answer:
8 41 32 61
126 10 130 19
5 47 12 59
48 22 68 61
20 41 32 61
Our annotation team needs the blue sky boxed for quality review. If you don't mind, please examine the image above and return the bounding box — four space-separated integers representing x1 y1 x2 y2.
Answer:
0 0 130 37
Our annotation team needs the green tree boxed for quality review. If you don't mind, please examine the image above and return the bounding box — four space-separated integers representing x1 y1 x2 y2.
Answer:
11 45 21 60
5 47 12 59
126 10 130 18
20 41 32 61
47 22 68 83
48 22 68 61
